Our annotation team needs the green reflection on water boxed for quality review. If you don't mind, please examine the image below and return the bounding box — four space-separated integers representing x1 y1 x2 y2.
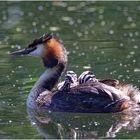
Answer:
0 1 140 139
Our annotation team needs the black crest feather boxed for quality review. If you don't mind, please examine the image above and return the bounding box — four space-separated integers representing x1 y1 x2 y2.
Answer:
28 33 53 48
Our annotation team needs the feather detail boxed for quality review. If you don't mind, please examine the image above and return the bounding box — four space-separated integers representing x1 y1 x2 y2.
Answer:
117 84 140 103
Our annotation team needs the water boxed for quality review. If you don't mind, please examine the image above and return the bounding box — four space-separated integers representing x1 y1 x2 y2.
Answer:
0 1 140 139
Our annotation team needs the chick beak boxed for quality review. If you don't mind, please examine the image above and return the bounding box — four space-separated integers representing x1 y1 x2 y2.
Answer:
10 47 36 56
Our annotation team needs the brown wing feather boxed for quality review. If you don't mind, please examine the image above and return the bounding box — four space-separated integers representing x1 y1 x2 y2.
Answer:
36 82 133 113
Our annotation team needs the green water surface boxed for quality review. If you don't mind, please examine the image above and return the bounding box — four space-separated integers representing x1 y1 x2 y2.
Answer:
0 1 140 139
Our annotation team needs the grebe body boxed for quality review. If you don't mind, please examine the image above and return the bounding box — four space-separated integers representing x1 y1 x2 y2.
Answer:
10 33 140 113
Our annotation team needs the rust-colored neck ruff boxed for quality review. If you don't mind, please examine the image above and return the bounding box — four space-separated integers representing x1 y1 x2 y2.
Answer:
43 38 67 68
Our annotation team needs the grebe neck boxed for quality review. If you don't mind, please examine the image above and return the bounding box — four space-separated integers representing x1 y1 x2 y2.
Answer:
27 63 66 109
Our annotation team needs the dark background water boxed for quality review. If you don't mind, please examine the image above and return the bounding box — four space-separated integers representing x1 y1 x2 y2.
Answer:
1 1 140 139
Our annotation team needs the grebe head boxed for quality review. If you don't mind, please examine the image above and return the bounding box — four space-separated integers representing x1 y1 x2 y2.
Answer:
65 71 77 83
10 33 67 68
78 70 98 84
58 70 77 91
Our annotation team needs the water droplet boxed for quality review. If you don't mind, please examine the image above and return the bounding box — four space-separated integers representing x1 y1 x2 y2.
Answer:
137 5 140 10
32 22 37 26
38 5 44 11
69 20 74 25
94 121 98 126
77 32 82 37
134 68 140 72
16 27 22 32
124 64 127 68
61 16 72 22
67 6 76 11
28 12 33 16
75 127 79 130
12 70 15 73
127 17 133 22
119 63 123 66
49 26 60 31
99 8 104 14
83 66 91 69
32 122 36 125
82 125 86 128
118 75 123 79
11 45 15 49
126 70 130 73
130 51 135 55
33 28 38 33
129 32 133 37
101 51 104 54
98 15 103 20
100 21 106 26
88 7 96 12
3 15 7 20
105 68 108 71
9 120 12 123
18 66 23 69
109 30 114 34
53 2 67 7
72 50 76 54
135 31 139 36
131 23 136 28
16 45 21 49
77 19 82 24
41 24 45 29
120 43 124 47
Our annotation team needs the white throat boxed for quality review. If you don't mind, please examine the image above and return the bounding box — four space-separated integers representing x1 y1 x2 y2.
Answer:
29 44 45 57
27 66 61 109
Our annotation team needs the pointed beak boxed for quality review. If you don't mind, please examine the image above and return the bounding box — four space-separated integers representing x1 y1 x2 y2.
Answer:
10 47 36 56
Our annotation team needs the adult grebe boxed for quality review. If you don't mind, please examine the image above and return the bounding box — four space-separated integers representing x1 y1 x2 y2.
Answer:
10 33 140 113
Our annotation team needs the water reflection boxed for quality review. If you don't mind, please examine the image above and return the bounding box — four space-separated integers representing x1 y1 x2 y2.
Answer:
27 108 140 139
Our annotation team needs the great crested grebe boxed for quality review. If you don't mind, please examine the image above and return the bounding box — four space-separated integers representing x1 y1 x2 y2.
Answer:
78 71 98 84
57 71 78 90
78 70 140 104
58 70 118 90
78 70 119 87
10 33 140 113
